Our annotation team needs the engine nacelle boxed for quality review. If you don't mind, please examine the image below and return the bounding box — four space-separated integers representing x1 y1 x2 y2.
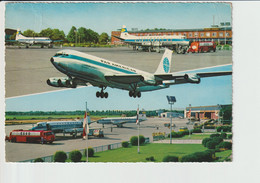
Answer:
162 80 176 85
184 73 201 84
47 77 76 88
143 76 156 85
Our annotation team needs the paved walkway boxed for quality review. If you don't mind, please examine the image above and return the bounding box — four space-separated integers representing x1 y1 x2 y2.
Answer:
153 139 202 144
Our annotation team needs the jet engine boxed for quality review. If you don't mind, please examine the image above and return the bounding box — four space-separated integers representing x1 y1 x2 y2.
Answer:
47 77 77 88
184 73 201 84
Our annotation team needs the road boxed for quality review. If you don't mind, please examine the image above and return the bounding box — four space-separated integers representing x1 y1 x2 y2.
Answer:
5 117 191 162
5 46 232 98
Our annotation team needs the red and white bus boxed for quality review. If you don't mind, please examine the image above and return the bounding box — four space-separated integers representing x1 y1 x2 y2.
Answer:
8 130 55 144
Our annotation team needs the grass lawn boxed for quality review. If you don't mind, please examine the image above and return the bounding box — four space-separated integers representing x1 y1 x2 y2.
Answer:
215 150 232 162
81 143 208 162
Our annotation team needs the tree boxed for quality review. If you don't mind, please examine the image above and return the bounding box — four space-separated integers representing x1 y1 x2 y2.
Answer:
86 29 99 43
23 29 37 37
77 27 88 43
99 32 109 44
67 26 77 43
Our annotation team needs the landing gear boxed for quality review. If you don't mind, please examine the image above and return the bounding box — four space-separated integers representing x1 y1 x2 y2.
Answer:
129 91 141 98
96 87 108 98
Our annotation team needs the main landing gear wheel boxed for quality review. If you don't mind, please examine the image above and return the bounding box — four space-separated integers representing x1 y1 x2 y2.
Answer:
129 91 141 98
96 87 108 99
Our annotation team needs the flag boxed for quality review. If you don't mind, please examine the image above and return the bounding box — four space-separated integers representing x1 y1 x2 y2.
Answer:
86 112 90 134
82 112 87 139
136 107 139 125
188 108 191 118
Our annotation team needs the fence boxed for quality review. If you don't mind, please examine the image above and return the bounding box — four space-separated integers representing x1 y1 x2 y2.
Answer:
20 138 150 163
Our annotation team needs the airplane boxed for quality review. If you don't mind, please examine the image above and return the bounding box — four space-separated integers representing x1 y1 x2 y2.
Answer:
8 29 61 48
30 115 104 138
113 25 190 53
97 112 147 128
47 48 232 99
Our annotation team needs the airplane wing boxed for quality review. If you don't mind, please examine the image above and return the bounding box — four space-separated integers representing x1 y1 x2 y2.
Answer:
155 71 232 85
52 40 63 43
105 74 144 84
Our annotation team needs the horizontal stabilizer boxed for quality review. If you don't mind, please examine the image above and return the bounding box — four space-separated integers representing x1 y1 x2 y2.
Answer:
105 74 144 84
112 35 125 41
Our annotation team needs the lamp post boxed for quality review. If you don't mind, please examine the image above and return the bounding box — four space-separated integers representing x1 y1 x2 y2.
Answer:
167 96 176 144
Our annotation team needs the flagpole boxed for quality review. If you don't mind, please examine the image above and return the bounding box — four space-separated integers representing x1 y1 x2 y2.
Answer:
137 105 140 154
86 102 88 163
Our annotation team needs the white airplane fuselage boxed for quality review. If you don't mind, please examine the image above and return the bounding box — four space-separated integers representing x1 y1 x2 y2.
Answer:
16 37 52 45
51 50 169 92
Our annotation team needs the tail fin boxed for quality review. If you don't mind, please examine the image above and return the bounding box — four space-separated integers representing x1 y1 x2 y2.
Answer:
155 48 173 74
15 29 26 40
120 25 130 39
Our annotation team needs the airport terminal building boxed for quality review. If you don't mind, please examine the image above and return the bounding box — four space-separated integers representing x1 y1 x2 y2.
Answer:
111 22 232 45
184 105 224 120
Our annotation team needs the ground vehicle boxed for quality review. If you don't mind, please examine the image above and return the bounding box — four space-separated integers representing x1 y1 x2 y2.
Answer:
89 129 104 138
8 130 55 144
187 41 216 53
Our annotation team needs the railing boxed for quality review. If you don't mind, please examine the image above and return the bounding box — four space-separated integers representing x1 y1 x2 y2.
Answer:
20 138 150 163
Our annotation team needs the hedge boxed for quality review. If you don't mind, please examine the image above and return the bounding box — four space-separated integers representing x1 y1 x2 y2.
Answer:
216 142 232 150
33 158 44 162
122 141 129 148
162 155 179 162
181 150 215 162
192 128 202 133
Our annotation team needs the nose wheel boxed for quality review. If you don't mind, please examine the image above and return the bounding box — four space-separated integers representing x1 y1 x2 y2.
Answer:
96 87 108 98
129 91 141 98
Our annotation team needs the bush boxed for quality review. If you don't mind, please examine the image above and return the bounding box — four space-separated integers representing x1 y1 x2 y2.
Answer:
84 147 95 157
206 140 218 149
122 141 129 148
54 151 67 162
33 158 44 162
130 136 138 146
162 155 179 162
69 150 82 162
227 134 232 139
146 156 155 161
181 150 214 162
220 132 227 139
216 142 232 150
210 133 220 138
217 125 232 132
192 128 202 133
130 135 145 146
211 137 224 145
202 138 211 147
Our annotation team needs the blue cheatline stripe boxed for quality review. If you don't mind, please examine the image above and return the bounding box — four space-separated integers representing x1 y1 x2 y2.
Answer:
125 39 189 42
57 54 137 74
18 39 51 42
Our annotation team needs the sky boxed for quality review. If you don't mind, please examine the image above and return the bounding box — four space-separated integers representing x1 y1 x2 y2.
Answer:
5 2 232 35
5 64 232 111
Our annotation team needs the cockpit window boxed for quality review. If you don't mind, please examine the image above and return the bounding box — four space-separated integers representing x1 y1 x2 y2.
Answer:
54 53 69 56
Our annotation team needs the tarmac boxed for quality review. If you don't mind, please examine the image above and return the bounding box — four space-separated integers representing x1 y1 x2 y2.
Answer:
5 117 194 162
5 46 232 98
